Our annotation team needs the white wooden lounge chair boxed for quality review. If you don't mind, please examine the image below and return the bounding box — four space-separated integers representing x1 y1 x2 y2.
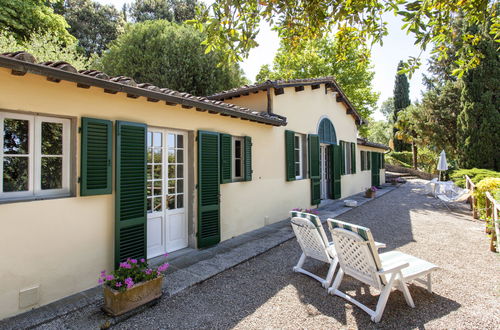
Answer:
290 211 338 288
327 218 438 323
290 212 386 289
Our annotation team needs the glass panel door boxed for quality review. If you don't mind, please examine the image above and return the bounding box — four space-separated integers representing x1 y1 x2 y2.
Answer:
147 128 188 258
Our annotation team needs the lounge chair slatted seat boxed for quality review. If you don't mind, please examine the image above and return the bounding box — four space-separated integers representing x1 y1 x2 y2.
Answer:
327 218 438 323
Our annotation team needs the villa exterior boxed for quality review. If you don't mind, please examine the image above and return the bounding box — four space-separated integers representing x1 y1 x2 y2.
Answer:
0 52 388 319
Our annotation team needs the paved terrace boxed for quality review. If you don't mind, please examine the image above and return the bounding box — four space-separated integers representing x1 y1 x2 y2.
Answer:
2 180 499 329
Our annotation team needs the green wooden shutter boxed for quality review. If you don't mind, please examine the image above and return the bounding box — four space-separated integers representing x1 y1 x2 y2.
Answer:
244 136 252 181
308 134 320 205
340 141 345 175
331 144 342 199
360 151 365 171
198 131 220 248
371 151 380 187
115 121 147 268
351 143 356 174
381 153 385 168
367 151 371 170
285 130 295 181
219 133 232 184
80 117 112 196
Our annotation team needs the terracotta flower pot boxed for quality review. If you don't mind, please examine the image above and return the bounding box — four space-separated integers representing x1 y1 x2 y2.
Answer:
102 276 163 316
365 190 376 198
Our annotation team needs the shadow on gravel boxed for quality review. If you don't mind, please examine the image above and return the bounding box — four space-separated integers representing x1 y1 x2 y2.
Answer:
292 259 461 329
115 181 464 329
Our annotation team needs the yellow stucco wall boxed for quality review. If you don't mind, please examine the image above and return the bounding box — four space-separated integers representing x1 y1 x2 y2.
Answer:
270 86 385 197
0 69 311 319
215 90 269 112
0 70 385 319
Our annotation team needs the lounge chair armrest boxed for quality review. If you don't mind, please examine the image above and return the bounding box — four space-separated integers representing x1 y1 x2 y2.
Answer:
374 241 386 249
377 261 409 275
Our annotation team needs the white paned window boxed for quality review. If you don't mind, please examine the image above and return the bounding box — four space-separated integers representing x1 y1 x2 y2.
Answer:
294 134 303 179
232 137 244 180
0 112 71 200
344 142 352 174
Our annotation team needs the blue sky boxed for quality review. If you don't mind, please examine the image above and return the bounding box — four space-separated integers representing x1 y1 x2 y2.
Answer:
95 0 429 120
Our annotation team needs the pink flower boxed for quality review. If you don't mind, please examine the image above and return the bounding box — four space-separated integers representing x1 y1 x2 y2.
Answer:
105 274 114 281
157 262 169 272
100 270 106 276
98 278 104 284
124 277 134 289
145 268 153 275
140 258 145 263
130 259 137 264
115 282 122 288
119 262 131 269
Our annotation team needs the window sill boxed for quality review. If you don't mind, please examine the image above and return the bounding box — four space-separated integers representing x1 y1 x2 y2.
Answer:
0 194 75 205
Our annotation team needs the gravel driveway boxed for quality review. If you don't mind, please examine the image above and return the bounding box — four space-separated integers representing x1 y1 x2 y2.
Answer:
116 180 500 329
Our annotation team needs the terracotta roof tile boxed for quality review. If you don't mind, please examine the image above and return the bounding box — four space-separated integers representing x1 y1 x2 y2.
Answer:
208 77 365 125
0 51 286 126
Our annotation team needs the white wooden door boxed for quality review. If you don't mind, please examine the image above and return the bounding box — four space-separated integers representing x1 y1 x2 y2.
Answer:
147 129 188 258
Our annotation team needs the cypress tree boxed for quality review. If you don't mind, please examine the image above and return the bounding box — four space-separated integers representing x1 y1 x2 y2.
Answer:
393 61 411 151
457 25 500 171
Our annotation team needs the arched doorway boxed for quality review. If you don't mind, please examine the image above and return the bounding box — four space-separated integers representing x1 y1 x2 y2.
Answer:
317 118 341 200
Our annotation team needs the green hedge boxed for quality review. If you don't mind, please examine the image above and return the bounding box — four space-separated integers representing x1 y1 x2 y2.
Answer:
449 168 500 188
386 150 438 173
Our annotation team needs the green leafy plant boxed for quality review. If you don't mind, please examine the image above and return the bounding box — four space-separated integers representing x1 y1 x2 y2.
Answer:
473 178 500 220
449 168 500 188
99 20 247 96
99 257 169 292
0 30 95 70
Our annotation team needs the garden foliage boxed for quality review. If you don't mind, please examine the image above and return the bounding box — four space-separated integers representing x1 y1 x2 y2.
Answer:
99 257 169 292
255 35 379 132
473 178 500 219
450 168 500 188
0 30 94 70
0 0 74 43
99 20 247 96
56 0 125 55
392 61 411 152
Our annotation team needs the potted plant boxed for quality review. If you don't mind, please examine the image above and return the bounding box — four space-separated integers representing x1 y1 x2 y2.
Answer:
391 177 405 185
365 186 378 198
99 256 170 316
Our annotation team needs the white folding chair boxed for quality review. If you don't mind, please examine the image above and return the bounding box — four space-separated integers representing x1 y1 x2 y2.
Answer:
327 218 438 323
290 212 386 289
437 185 470 210
290 211 338 288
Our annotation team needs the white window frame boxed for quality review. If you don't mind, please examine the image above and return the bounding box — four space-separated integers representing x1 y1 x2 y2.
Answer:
232 136 244 181
294 134 303 180
344 142 352 175
0 111 71 201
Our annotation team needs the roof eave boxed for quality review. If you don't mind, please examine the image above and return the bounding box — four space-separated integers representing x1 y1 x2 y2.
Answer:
0 56 286 127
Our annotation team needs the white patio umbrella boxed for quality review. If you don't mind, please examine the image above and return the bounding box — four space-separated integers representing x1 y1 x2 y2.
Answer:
437 150 448 181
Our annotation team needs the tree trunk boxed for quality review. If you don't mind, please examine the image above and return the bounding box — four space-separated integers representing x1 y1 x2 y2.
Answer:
412 141 418 170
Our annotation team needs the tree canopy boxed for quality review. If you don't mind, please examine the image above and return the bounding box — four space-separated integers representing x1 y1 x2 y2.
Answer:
56 0 125 55
255 36 379 131
128 0 200 23
191 0 498 76
392 61 411 152
0 30 93 70
0 0 74 43
99 20 247 96
379 97 395 122
457 23 500 171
